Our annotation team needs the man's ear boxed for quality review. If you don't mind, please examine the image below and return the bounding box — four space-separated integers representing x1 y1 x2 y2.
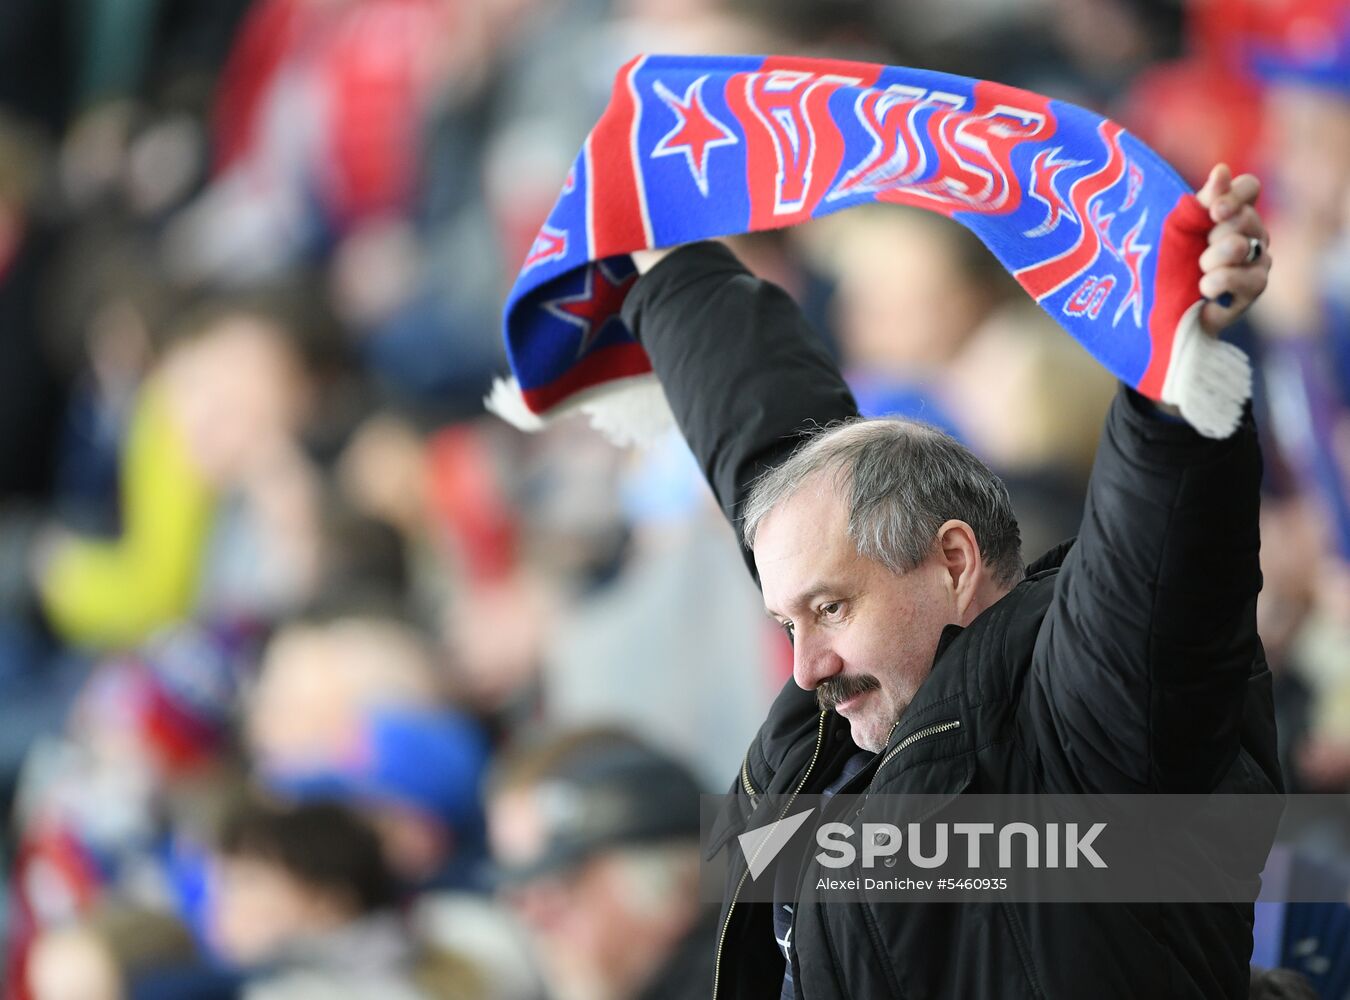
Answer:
935 519 983 620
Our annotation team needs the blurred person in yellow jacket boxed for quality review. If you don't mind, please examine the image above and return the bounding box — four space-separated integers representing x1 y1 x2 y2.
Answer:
36 299 314 650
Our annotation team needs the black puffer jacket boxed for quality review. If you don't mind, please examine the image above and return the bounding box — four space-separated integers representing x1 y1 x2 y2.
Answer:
620 242 1283 999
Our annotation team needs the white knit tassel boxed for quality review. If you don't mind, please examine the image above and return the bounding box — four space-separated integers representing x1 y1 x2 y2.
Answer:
485 374 675 448
575 375 675 447
485 376 546 432
1159 301 1253 439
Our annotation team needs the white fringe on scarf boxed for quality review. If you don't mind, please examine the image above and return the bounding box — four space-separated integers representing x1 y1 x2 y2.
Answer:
486 373 674 448
1158 301 1252 440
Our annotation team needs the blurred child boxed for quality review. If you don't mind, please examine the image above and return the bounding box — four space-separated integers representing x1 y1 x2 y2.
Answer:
209 797 482 999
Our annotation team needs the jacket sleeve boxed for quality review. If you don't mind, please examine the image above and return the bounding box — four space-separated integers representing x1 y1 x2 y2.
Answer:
620 242 859 578
1026 386 1264 793
39 379 215 650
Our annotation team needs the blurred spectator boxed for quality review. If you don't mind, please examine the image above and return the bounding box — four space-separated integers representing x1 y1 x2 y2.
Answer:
948 302 1115 480
166 0 459 286
539 443 779 785
945 300 1116 556
814 206 1009 385
248 614 443 773
487 728 715 1000
36 294 318 649
803 204 1012 437
248 613 490 889
264 705 491 891
209 796 484 999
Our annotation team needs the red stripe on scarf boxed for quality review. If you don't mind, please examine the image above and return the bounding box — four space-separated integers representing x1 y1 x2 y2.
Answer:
1137 193 1210 398
521 342 653 412
590 56 653 256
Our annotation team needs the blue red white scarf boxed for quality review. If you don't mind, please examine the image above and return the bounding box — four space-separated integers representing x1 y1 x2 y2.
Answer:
492 54 1250 441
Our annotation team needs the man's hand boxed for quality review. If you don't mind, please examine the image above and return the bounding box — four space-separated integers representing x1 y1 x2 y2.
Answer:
1196 164 1272 337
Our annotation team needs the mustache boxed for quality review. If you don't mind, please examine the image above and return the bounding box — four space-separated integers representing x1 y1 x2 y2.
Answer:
816 673 882 712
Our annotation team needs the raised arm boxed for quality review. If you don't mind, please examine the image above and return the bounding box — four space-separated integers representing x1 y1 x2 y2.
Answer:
620 242 859 575
1026 166 1274 793
1029 387 1264 792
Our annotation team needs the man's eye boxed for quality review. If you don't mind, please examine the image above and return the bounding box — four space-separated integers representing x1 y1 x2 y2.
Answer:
781 620 795 639
820 601 842 618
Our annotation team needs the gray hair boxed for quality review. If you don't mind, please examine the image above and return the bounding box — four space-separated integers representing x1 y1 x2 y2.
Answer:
741 418 1023 587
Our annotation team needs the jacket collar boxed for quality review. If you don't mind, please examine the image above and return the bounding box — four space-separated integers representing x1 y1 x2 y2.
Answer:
1023 537 1076 577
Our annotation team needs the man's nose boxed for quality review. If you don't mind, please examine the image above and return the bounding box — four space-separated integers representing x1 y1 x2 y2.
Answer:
793 630 844 691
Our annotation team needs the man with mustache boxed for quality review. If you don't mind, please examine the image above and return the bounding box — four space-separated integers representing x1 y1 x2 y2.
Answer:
622 163 1280 999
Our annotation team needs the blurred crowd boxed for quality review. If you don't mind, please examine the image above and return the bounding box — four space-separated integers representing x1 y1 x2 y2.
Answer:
0 0 1349 997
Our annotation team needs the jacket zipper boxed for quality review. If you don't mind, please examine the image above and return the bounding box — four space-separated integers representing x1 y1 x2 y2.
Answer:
867 719 961 792
713 711 827 1000
741 751 759 805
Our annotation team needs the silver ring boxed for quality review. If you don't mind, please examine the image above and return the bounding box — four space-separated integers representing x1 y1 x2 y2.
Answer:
1244 237 1263 264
